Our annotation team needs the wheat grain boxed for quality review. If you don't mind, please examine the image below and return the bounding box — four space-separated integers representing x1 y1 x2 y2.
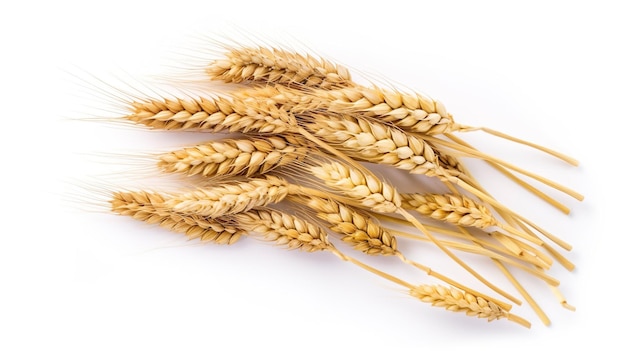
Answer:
207 46 354 89
158 135 308 177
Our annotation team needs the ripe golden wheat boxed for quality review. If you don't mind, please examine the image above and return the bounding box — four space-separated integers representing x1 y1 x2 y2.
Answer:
94 41 583 328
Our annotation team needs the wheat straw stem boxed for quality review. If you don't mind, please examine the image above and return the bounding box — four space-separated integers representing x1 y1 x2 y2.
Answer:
479 127 579 166
422 134 584 201
548 284 576 311
376 212 551 270
444 133 570 214
390 227 557 286
386 224 534 266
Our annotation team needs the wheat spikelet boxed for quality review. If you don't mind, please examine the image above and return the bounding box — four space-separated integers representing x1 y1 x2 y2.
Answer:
165 175 289 218
110 191 245 244
401 193 498 229
207 46 354 89
158 135 308 177
409 285 516 323
228 208 330 252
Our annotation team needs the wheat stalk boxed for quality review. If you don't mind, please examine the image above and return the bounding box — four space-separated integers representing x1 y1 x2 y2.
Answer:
158 135 308 177
206 46 354 89
164 175 289 218
110 191 245 244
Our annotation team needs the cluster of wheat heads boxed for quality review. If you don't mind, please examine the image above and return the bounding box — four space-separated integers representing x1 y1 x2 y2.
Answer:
104 44 583 328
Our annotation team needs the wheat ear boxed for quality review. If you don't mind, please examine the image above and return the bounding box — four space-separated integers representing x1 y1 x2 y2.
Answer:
126 94 293 133
288 194 398 255
228 208 331 252
206 46 354 89
110 191 245 244
300 85 459 134
400 193 544 248
164 175 289 218
304 113 457 178
158 135 308 178
409 285 528 326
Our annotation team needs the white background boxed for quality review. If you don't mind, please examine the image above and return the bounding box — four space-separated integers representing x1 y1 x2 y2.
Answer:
1 0 623 349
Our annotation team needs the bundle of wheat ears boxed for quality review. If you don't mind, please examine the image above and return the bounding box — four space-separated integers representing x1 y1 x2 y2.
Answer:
103 44 582 328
